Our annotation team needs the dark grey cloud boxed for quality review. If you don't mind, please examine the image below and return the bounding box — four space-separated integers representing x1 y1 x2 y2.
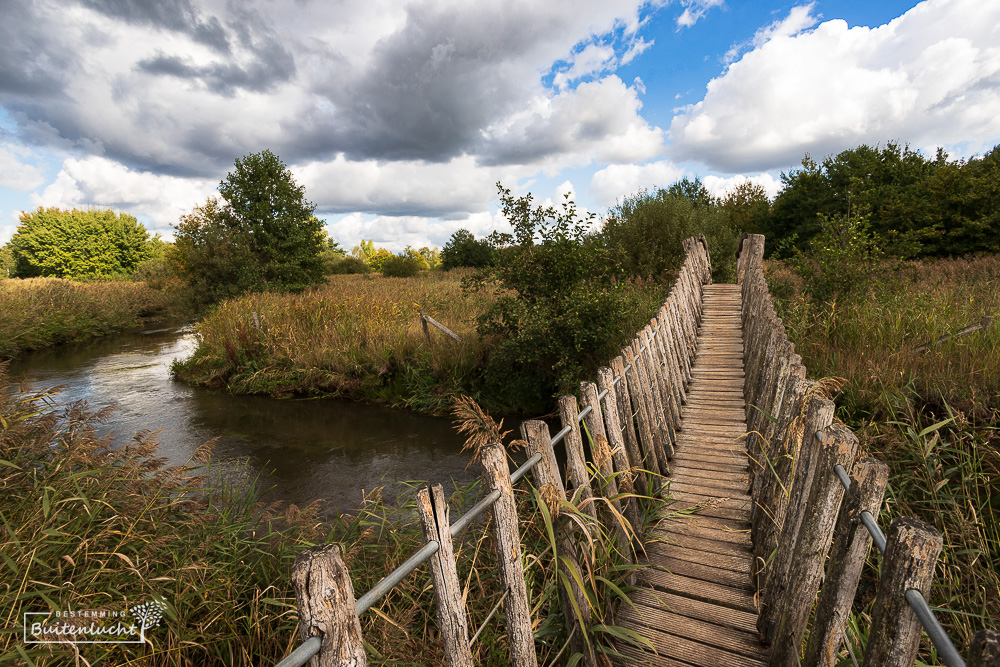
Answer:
80 0 231 53
0 0 73 97
137 42 296 95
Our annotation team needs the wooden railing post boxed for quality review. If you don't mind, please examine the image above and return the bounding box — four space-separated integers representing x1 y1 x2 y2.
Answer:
519 423 595 667
558 396 597 517
596 367 644 534
862 517 944 667
479 442 539 667
969 629 1000 666
769 424 859 665
609 356 647 497
622 343 663 484
757 389 836 642
803 458 889 667
291 544 367 667
416 484 474 667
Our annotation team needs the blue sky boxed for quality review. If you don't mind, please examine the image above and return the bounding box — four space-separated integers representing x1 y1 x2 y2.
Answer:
2 0 998 250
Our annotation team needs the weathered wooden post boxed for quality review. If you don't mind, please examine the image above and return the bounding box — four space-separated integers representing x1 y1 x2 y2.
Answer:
862 517 944 667
416 484 474 667
558 396 597 517
596 366 645 526
291 544 367 667
479 442 539 667
769 424 859 666
803 458 889 667
519 422 595 667
609 356 646 495
969 629 1000 667
622 343 662 486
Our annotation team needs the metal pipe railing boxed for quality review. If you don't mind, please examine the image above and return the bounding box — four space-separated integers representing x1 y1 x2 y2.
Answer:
831 455 964 667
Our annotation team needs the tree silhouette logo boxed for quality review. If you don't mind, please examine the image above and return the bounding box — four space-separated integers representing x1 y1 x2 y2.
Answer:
129 600 167 640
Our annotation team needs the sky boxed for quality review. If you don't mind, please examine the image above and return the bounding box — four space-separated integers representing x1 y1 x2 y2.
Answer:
1 0 999 251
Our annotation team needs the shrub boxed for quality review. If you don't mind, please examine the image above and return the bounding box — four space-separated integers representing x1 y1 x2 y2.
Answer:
441 229 494 269
788 211 887 303
380 254 423 278
601 186 740 282
328 256 372 274
466 184 666 409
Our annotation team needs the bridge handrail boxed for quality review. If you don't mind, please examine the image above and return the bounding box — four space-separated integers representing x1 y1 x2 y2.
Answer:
737 233 996 667
275 235 713 667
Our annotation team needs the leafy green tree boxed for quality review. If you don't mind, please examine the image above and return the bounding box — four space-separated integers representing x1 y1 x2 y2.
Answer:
171 150 324 300
440 229 493 269
0 244 14 278
381 253 423 277
9 207 157 279
601 185 740 282
721 181 770 234
666 177 716 208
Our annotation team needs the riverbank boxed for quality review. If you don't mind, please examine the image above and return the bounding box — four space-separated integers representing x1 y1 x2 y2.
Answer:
769 253 1000 650
0 277 184 359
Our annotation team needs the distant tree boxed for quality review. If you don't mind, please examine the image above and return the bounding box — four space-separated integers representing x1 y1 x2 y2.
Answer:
402 246 431 270
381 253 423 277
9 207 157 279
0 244 14 278
416 246 441 269
440 229 494 269
171 150 324 300
720 181 770 234
666 177 716 208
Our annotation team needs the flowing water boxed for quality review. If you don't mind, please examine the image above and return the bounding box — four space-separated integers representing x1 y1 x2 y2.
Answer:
8 326 478 512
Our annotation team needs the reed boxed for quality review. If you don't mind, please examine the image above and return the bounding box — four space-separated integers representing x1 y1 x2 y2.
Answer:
0 277 180 359
768 254 1000 651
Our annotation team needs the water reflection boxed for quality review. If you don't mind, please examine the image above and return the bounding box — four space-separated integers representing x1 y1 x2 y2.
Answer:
9 327 478 512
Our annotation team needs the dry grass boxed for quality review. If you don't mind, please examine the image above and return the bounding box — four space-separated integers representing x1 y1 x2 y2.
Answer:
172 271 495 412
0 277 179 359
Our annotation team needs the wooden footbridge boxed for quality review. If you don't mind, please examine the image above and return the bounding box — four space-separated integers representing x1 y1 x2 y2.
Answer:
276 235 996 667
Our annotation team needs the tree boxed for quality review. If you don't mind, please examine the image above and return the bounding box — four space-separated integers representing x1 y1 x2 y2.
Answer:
9 207 158 279
171 150 325 300
440 229 493 269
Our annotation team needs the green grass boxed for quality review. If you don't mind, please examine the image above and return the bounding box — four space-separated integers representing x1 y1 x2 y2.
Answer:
0 277 183 359
768 254 1000 654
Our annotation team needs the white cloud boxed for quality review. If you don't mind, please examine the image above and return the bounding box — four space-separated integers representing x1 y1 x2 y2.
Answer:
0 145 46 191
589 160 688 207
702 172 781 200
724 3 818 64
671 0 1000 172
32 156 216 237
676 0 725 28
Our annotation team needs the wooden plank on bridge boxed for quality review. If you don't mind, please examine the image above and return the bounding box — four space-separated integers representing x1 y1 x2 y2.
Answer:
618 283 770 665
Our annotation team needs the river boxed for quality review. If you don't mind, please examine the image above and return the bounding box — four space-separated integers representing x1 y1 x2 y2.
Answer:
7 326 479 513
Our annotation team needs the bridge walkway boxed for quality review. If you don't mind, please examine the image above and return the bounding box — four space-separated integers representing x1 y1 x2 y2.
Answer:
618 283 770 666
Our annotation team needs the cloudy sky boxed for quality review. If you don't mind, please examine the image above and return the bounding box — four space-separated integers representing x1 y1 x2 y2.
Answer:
1 0 998 250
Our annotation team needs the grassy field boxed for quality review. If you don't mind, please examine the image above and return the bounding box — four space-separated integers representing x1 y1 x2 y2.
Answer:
768 254 1000 654
1 369 658 666
173 270 669 414
0 277 182 359
172 270 494 413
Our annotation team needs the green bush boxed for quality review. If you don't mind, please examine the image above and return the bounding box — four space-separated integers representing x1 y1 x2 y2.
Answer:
601 185 740 283
326 256 371 274
465 184 666 409
380 254 423 278
441 229 494 269
788 211 888 303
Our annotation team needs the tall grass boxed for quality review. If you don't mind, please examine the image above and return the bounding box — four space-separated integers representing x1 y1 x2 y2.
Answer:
1 367 663 665
0 277 181 359
768 255 1000 651
172 271 494 413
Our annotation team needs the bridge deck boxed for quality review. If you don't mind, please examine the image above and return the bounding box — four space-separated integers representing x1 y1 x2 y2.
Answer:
618 283 770 666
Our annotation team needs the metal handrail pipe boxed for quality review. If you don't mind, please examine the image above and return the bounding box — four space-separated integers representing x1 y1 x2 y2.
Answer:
273 636 321 667
356 539 440 615
905 589 966 667
833 463 888 554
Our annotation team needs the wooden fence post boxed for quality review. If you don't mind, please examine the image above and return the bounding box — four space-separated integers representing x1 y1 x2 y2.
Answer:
596 366 644 530
291 544 367 667
519 423 595 667
862 517 944 667
803 458 889 667
479 442 539 667
622 344 663 485
558 396 597 517
416 484 474 667
757 389 835 642
609 356 647 496
969 629 1000 667
769 424 859 666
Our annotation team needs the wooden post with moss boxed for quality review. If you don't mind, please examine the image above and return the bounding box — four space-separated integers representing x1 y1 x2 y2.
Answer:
558 396 597 518
479 442 538 667
862 518 944 667
291 544 368 667
416 484 474 667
